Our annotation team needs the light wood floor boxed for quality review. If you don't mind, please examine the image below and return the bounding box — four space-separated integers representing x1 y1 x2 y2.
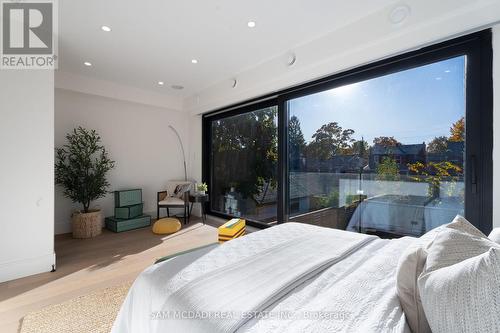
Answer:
0 217 220 333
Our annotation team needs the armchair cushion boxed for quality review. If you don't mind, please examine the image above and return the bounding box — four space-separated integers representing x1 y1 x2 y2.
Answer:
158 197 185 206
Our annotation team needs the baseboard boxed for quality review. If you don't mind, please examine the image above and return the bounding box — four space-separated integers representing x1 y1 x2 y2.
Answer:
0 252 56 283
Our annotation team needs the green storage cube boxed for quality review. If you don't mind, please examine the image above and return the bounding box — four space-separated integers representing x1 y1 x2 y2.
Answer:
114 189 142 207
105 215 151 233
114 203 143 219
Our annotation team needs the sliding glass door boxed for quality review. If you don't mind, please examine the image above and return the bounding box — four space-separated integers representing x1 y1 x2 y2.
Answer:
286 56 466 237
203 30 492 234
206 102 278 225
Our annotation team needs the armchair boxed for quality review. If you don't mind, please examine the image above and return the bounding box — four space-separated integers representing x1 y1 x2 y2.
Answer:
157 181 192 224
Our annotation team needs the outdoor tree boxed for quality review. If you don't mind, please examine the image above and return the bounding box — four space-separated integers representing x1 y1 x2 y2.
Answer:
306 122 355 160
289 116 306 170
449 117 465 142
289 116 306 151
376 157 400 181
427 136 448 153
211 107 278 199
373 136 400 147
349 139 369 157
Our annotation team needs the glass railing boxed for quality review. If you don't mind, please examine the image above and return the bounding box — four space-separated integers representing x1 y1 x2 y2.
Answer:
288 172 464 237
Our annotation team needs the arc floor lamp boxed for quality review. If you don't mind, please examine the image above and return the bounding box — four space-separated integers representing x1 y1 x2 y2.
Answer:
168 125 187 181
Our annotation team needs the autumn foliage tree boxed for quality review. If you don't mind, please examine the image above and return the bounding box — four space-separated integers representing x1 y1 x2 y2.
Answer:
408 161 463 198
449 117 465 142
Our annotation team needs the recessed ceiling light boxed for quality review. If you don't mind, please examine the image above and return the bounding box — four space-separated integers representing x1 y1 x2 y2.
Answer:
191 59 198 64
445 70 451 73
158 81 164 86
83 61 92 67
101 25 112 32
435 77 442 81
247 21 256 28
389 5 411 25
171 85 184 90
286 52 297 66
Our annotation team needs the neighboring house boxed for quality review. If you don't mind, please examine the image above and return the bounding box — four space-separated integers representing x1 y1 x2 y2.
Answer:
369 143 426 173
427 141 464 166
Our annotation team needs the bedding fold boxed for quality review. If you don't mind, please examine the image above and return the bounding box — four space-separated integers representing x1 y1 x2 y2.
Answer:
155 230 376 333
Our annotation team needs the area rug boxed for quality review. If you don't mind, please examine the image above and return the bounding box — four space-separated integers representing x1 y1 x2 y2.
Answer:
19 281 132 333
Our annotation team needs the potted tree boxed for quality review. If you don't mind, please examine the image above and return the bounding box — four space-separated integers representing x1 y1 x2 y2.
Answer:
55 127 115 238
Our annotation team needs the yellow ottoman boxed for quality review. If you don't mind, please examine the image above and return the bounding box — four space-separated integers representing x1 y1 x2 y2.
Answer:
152 218 181 235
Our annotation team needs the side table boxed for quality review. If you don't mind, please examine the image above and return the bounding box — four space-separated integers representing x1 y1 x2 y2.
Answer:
189 193 209 224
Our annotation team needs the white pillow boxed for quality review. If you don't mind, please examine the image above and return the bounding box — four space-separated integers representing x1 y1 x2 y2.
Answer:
418 247 500 333
445 215 485 238
395 215 485 333
396 230 439 333
488 228 500 244
424 226 493 273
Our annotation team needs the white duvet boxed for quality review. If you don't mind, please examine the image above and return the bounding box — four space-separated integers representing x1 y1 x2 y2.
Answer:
112 223 413 333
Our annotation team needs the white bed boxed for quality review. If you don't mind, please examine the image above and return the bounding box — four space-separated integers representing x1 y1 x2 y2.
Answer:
112 223 414 333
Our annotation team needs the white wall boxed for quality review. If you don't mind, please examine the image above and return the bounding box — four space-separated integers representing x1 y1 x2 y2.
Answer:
56 71 183 111
0 70 55 283
186 114 203 217
54 89 189 234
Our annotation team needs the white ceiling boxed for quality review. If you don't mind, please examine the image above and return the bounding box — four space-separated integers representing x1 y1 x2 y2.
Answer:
58 0 397 99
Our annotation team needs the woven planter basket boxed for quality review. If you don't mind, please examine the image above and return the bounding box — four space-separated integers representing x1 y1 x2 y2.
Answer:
72 210 102 238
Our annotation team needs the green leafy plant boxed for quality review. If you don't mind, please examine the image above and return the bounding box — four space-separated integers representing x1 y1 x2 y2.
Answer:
345 194 366 206
197 182 208 192
55 127 115 213
376 157 400 181
317 190 340 208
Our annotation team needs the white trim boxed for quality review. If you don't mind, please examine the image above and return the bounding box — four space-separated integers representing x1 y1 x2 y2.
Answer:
0 252 56 283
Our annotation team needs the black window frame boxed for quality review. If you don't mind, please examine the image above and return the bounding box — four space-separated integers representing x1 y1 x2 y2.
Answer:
203 29 493 234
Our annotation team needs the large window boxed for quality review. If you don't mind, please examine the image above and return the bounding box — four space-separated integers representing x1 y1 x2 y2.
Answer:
206 102 278 224
203 30 492 234
287 56 466 236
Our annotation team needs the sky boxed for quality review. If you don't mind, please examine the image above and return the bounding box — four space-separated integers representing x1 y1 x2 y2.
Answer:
289 56 466 145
